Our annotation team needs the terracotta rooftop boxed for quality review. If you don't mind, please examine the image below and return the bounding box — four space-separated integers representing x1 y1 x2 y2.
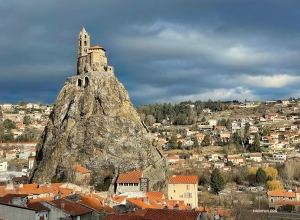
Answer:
104 208 201 220
169 175 198 184
146 192 164 199
111 195 127 203
0 186 18 197
126 197 154 209
90 45 106 51
73 165 91 174
27 202 49 211
77 195 109 213
117 171 143 183
267 190 296 197
47 198 92 216
0 194 28 204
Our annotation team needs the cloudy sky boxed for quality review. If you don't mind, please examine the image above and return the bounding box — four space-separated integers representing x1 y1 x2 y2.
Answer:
1 0 300 106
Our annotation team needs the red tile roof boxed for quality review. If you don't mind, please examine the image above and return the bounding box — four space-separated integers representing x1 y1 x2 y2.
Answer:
169 175 198 184
27 202 49 211
267 190 296 197
117 171 143 183
73 165 91 174
104 208 201 220
146 192 164 199
111 195 127 203
0 186 18 197
0 194 28 204
47 199 92 216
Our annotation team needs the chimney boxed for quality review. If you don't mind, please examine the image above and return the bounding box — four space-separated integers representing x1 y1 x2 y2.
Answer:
61 200 65 211
174 204 179 210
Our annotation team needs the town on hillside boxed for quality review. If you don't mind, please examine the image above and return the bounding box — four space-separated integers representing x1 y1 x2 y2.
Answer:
1 99 300 219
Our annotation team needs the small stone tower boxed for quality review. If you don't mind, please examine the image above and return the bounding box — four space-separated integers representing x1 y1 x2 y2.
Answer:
77 28 114 75
78 28 90 58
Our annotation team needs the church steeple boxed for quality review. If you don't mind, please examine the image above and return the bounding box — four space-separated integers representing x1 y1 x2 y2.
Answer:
77 27 90 58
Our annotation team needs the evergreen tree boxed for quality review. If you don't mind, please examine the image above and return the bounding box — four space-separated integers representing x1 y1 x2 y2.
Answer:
202 135 210 146
193 138 199 148
23 115 31 126
170 135 178 149
256 167 267 185
249 133 261 152
210 168 226 195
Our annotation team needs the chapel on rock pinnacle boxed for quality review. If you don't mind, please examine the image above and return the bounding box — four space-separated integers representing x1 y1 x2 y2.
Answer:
77 28 114 76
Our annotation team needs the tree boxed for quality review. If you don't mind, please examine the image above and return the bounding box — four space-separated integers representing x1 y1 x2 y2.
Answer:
23 115 31 126
193 138 199 148
262 126 270 136
267 180 284 190
210 168 226 195
264 167 278 180
248 133 261 152
256 167 267 185
169 135 178 149
226 161 234 167
3 119 16 130
18 101 26 106
202 135 210 146
145 115 156 126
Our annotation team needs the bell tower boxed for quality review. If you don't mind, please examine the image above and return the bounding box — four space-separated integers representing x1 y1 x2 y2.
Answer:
78 28 90 58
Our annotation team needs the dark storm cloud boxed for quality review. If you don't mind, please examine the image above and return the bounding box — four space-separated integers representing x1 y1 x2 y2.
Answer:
1 0 300 106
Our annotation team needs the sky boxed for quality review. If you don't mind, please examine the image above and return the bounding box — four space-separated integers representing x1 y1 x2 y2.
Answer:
1 0 300 106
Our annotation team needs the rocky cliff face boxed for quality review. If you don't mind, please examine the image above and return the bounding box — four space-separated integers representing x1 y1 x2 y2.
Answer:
29 70 168 192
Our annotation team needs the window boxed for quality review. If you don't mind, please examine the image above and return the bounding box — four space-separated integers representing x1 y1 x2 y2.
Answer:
173 190 176 192
129 183 133 186
84 41 87 46
186 185 190 190
119 183 123 186
184 193 192 198
180 195 183 198
124 183 128 186
134 183 138 186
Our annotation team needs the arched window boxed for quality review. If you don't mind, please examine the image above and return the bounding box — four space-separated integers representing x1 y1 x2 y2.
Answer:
78 79 82 87
84 77 89 87
84 41 87 46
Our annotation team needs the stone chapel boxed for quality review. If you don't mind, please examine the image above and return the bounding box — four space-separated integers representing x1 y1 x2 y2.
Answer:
77 28 114 75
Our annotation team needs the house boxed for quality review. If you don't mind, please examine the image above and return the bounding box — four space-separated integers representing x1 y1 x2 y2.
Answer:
203 108 211 113
208 118 217 126
214 162 224 169
168 175 198 209
72 165 92 184
208 153 219 162
77 194 116 219
0 161 8 171
220 131 230 139
167 155 180 165
116 170 144 195
282 99 290 106
249 153 262 162
226 155 244 165
267 190 296 208
6 151 16 160
0 194 49 220
42 198 92 219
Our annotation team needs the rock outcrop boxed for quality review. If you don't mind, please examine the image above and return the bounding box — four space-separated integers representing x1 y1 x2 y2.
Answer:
29 70 168 192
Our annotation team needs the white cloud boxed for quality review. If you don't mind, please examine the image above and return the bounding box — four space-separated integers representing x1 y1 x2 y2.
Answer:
230 74 300 88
